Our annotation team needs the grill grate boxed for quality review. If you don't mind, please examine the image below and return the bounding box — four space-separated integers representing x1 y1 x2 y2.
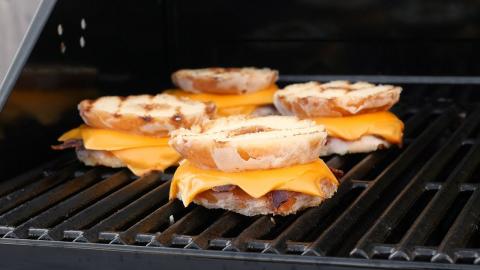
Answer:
1 93 480 269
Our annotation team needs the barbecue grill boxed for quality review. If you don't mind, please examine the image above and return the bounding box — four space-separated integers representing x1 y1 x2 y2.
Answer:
2 1 480 269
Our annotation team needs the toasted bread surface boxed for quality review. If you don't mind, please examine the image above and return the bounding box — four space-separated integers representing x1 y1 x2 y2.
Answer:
274 81 401 117
169 115 327 172
172 67 278 95
78 93 215 136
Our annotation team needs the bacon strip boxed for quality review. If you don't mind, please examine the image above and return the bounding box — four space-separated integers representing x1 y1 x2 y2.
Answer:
51 139 83 150
208 165 343 210
328 166 344 178
211 185 236 192
271 190 289 209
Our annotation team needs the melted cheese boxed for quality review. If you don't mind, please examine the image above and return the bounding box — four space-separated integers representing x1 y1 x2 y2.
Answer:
59 126 180 175
113 146 180 176
314 111 404 144
170 159 339 206
217 105 258 116
166 85 277 116
60 125 170 150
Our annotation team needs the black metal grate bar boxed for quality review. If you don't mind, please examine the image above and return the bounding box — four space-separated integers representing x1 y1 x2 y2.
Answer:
41 173 162 241
0 154 73 198
389 141 480 261
7 170 132 239
149 207 221 247
77 179 171 243
0 163 79 215
350 107 480 259
223 216 278 252
116 200 186 245
431 189 480 263
262 177 367 254
302 108 457 256
262 197 347 254
184 212 246 249
0 168 104 227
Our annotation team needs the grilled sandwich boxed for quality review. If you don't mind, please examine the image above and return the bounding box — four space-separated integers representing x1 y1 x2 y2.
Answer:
168 67 279 116
274 81 404 155
168 115 339 216
53 93 216 176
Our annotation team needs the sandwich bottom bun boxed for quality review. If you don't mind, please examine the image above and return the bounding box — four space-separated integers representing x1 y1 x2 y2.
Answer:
176 183 337 216
76 148 125 168
76 147 180 176
321 135 391 156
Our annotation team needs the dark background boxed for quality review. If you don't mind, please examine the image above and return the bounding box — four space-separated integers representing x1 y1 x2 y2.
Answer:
28 0 480 89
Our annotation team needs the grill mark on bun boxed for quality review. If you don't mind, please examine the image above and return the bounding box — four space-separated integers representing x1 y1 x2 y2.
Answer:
143 103 171 111
141 115 153 122
83 100 93 112
204 102 216 116
237 147 251 161
143 104 153 111
115 96 125 119
227 126 275 137
169 106 184 128
171 114 183 123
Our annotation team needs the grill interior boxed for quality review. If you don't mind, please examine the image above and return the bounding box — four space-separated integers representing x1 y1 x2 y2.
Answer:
1 84 480 268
